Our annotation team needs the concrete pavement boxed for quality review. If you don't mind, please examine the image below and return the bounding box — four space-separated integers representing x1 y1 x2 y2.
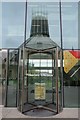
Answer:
0 85 80 119
1 106 79 119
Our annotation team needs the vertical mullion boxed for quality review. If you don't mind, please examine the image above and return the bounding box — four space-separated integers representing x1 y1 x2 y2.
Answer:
52 51 54 104
60 49 64 108
37 16 38 34
59 0 64 108
5 49 9 107
34 19 35 34
56 47 59 113
21 1 27 113
16 49 19 107
41 12 42 34
17 48 21 108
26 52 29 103
21 48 25 113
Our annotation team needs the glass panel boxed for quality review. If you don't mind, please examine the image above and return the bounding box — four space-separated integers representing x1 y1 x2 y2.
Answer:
7 49 18 107
18 48 23 110
62 2 78 49
1 49 7 105
0 49 2 105
63 50 79 107
27 53 53 104
2 2 25 48
18 50 58 114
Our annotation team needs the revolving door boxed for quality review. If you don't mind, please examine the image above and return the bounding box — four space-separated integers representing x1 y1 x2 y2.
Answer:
18 46 63 116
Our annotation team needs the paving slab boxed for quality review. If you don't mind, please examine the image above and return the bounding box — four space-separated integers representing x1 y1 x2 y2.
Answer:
1 106 79 120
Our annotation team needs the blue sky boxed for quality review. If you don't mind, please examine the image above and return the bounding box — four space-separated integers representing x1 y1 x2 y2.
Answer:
1 2 78 49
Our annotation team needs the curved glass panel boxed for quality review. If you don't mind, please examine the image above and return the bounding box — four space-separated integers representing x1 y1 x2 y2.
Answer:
18 47 63 116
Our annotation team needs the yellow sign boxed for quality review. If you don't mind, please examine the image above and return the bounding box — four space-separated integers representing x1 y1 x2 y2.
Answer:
64 51 78 73
35 83 45 100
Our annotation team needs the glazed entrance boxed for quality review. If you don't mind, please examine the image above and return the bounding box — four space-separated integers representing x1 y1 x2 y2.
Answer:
17 12 63 116
17 47 63 116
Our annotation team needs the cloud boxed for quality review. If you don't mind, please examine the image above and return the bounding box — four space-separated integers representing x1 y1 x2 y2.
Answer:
63 37 78 48
48 13 77 21
7 25 24 37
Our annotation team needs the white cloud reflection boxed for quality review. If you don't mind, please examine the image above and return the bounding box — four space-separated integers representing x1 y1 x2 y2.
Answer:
7 25 24 37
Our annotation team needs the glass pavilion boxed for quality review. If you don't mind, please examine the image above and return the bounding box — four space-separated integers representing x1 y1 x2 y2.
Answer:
17 13 63 115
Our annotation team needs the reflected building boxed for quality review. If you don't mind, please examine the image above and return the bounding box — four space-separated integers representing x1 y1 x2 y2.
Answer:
17 12 63 115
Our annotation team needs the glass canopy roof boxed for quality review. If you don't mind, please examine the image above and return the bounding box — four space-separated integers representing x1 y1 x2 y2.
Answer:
20 13 60 51
25 35 60 50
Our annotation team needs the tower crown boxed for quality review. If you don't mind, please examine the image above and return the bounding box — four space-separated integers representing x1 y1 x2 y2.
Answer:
30 12 49 37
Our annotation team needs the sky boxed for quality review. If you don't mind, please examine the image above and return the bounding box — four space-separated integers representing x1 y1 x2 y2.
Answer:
1 1 78 49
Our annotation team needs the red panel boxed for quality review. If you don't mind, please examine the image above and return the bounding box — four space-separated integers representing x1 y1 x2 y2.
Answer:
69 50 80 59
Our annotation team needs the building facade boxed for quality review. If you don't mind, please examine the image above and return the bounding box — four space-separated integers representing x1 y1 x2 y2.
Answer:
1 1 80 116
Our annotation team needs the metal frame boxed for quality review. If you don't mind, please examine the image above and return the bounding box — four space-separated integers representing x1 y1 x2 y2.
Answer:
26 52 29 103
17 48 21 108
56 47 59 113
52 51 54 104
60 49 64 109
4 49 9 107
